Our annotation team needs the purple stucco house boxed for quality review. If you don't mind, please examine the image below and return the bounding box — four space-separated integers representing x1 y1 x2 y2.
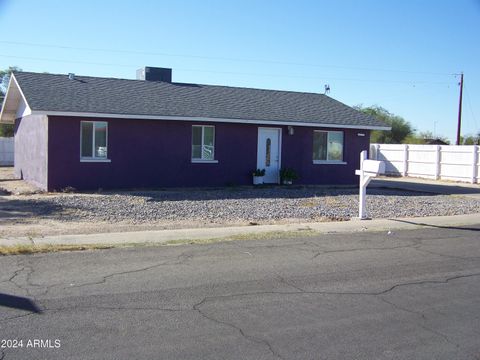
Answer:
0 67 388 191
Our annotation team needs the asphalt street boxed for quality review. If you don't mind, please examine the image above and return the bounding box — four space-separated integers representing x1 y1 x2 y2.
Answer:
1 225 479 359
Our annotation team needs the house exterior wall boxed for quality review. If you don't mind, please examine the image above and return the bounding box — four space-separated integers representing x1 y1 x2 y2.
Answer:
281 126 369 185
47 116 369 191
14 115 48 190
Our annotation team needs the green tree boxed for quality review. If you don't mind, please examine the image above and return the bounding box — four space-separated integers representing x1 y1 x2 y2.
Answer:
355 105 414 144
0 66 21 94
460 134 480 145
403 131 450 145
403 134 426 144
0 66 21 137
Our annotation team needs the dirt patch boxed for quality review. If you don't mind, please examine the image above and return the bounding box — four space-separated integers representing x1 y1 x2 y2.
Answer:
0 167 44 195
0 212 317 239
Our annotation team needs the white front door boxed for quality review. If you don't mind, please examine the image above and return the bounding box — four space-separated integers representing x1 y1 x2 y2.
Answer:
257 128 281 184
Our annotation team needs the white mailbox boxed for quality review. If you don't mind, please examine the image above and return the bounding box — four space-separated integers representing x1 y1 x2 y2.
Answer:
362 159 385 175
355 151 386 219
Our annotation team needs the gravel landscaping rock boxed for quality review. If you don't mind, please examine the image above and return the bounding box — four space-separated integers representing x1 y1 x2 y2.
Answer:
17 187 480 225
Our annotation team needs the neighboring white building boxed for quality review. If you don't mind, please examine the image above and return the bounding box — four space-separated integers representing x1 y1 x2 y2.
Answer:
0 137 14 166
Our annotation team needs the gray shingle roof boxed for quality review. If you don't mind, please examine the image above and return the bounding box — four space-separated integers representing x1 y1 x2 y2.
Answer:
13 71 388 129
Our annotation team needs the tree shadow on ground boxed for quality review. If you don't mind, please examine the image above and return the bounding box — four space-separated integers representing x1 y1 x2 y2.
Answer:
0 293 42 313
0 197 69 221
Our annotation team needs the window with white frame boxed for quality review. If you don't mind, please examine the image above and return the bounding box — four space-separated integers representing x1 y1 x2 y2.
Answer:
80 121 108 160
313 130 344 162
192 125 215 161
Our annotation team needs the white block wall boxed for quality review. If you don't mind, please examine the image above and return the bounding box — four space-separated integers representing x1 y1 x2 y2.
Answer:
370 143 480 184
0 137 14 166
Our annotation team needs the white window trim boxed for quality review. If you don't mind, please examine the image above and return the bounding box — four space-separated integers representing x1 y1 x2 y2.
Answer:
80 159 112 163
191 159 219 164
80 121 110 162
313 160 347 165
313 130 345 164
191 125 216 162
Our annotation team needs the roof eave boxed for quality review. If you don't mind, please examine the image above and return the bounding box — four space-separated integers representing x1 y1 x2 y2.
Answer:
0 73 32 124
35 110 391 131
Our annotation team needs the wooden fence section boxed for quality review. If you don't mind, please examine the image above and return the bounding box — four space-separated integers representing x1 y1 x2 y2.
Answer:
370 144 480 184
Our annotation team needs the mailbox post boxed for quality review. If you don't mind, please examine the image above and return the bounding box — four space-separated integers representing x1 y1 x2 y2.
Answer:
355 150 385 219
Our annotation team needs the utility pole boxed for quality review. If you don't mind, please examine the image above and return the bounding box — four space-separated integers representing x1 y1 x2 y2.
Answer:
456 72 464 145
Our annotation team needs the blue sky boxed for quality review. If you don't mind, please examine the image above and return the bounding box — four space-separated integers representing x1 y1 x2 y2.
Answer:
0 0 479 141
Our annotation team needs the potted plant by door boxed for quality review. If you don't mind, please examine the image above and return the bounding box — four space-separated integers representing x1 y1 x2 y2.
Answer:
280 168 298 185
252 169 266 185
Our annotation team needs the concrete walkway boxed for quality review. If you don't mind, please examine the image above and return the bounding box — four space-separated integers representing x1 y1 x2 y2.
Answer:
371 176 480 199
1 213 479 248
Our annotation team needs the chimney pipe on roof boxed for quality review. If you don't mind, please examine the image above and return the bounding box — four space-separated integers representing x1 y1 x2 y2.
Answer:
68 73 75 80
136 67 172 82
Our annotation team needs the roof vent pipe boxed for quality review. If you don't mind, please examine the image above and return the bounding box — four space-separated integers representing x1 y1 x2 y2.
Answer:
68 73 75 80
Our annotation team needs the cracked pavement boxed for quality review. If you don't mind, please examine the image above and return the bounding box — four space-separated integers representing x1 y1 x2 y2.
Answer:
1 225 480 359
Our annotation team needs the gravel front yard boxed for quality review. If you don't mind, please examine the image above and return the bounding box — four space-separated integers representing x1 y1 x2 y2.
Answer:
51 188 480 222
5 187 480 222
2 165 479 238
1 185 479 237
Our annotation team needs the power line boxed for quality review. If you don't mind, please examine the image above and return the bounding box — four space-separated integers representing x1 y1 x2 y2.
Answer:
0 53 455 86
179 68 453 85
0 40 456 77
0 54 133 68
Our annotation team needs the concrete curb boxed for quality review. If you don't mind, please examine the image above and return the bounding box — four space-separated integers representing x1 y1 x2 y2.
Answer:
1 213 479 248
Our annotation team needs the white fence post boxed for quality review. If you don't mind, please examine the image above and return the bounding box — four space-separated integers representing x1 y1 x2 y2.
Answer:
402 144 408 176
472 145 478 184
434 145 441 180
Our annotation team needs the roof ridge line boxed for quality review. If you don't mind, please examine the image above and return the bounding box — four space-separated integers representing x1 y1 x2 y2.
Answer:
13 70 328 96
